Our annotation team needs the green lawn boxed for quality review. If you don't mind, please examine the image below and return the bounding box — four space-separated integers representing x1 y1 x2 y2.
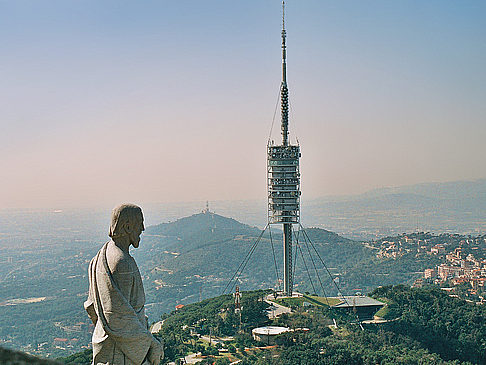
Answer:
275 297 305 307
373 297 392 318
274 295 343 308
374 304 389 318
306 295 342 307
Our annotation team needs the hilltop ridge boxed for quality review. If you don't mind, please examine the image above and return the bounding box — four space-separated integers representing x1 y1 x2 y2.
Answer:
144 211 260 252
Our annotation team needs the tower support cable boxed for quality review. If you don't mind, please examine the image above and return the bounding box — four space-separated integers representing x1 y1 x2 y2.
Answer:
296 241 317 295
292 225 301 281
268 87 282 142
300 228 330 305
222 224 268 295
299 224 350 307
230 227 266 292
268 225 282 293
226 229 266 294
291 225 330 304
300 225 362 326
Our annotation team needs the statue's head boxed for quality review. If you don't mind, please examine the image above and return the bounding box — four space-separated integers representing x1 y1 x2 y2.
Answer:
109 203 145 248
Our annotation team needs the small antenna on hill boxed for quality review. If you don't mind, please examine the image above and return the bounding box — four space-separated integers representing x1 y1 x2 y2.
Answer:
203 201 210 214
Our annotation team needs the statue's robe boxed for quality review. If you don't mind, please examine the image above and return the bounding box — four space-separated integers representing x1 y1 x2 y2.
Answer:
84 242 153 365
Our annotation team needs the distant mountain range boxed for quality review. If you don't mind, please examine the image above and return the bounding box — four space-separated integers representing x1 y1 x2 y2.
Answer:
1 179 484 246
304 179 486 239
135 179 486 240
361 179 486 200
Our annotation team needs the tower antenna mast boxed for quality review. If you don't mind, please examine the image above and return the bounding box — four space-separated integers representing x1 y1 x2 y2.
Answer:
281 0 289 146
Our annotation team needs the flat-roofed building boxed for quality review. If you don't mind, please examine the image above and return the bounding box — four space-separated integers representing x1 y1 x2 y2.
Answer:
424 268 436 279
332 296 385 320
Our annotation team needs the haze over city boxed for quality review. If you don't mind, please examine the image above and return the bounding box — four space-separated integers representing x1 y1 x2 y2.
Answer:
1 0 485 209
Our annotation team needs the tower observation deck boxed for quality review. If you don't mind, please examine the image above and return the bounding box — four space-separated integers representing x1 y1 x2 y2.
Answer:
267 0 301 297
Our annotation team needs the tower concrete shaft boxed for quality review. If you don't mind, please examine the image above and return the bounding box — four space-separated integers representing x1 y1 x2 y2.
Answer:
283 223 293 296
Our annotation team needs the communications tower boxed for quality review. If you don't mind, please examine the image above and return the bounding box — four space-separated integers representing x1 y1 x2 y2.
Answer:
267 0 301 297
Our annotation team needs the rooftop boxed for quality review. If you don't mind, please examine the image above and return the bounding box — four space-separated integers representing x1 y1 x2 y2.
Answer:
332 296 385 308
252 326 289 336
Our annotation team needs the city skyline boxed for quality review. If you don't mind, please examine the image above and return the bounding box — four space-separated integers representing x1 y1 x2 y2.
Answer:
1 0 485 209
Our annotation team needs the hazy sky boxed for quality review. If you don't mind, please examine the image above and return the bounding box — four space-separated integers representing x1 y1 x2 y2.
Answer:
1 0 485 209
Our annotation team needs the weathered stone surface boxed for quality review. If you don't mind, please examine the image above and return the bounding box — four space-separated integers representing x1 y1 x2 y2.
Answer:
85 204 163 365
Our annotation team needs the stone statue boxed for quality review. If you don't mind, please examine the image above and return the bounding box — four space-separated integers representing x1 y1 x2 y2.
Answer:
84 204 163 365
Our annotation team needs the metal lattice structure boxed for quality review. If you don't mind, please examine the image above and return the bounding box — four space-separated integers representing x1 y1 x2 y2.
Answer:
267 144 301 224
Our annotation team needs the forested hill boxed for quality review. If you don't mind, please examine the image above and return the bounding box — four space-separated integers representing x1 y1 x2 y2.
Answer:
143 212 261 252
142 212 353 254
134 211 362 319
136 212 461 320
58 286 486 364
371 285 486 364
153 286 486 364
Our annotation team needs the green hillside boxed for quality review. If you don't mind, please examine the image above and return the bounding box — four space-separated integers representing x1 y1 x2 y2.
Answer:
156 286 486 364
371 285 486 364
136 212 448 319
57 286 484 364
145 212 259 249
134 211 367 318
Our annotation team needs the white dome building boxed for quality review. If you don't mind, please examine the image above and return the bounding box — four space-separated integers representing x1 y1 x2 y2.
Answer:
252 326 290 345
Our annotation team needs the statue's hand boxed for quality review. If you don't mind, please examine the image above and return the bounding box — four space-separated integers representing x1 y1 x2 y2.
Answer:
147 338 163 365
84 301 98 325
